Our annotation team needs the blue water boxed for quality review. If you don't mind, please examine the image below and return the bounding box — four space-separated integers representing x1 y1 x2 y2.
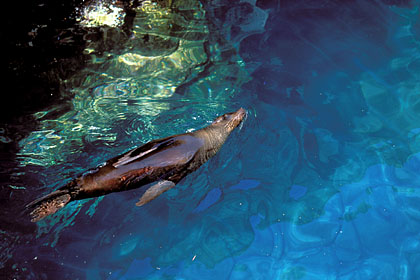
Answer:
3 0 420 279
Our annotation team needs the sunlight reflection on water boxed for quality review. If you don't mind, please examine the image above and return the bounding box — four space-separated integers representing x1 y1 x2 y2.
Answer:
17 0 249 168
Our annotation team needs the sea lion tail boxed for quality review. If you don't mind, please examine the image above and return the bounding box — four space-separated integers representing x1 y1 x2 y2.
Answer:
26 189 72 222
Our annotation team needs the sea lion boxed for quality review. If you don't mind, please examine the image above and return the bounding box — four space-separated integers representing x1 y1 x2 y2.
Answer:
27 108 246 222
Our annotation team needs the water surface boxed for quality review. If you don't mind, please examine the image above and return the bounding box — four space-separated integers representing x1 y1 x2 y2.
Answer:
2 0 420 279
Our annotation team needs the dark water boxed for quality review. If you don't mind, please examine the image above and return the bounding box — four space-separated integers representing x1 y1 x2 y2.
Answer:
2 0 420 279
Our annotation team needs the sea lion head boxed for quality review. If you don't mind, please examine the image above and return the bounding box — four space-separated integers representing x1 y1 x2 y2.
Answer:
211 108 247 132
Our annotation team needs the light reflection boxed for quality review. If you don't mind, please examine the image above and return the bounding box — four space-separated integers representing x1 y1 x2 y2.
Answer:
77 0 125 28
18 0 248 172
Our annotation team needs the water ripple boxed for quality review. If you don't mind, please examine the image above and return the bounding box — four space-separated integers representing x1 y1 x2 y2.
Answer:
18 0 248 168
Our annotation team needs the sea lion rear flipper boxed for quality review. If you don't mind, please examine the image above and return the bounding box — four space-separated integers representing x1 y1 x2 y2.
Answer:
136 180 176 206
26 190 72 222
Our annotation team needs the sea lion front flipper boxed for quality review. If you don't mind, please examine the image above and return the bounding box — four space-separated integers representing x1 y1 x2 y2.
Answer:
136 180 176 207
112 138 175 168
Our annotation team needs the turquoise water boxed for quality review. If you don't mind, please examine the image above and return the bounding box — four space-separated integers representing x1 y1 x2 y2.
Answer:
3 0 420 279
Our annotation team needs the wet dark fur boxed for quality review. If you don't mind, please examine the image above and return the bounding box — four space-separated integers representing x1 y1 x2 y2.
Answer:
27 108 246 222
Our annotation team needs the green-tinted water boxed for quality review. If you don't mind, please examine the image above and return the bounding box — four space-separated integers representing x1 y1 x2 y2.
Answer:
18 0 249 169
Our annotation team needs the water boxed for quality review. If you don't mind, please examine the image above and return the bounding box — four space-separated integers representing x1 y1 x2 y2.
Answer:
2 0 420 279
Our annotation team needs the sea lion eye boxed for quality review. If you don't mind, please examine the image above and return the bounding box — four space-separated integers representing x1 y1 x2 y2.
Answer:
213 114 229 124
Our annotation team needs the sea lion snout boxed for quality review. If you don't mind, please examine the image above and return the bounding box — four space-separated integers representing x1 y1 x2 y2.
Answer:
211 108 246 131
229 108 247 129
212 107 246 124
234 108 247 122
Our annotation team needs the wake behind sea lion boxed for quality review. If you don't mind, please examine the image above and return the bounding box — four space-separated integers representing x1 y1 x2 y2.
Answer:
27 108 246 222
